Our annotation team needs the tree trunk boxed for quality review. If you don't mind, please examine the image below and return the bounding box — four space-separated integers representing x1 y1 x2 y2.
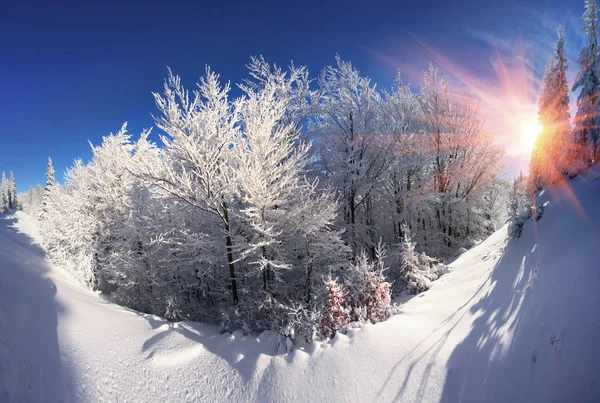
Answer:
348 188 357 256
222 201 239 305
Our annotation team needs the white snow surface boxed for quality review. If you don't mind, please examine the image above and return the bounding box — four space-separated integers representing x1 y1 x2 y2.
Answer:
2 168 600 402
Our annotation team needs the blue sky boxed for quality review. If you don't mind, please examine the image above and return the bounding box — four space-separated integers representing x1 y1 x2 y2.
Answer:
0 0 587 192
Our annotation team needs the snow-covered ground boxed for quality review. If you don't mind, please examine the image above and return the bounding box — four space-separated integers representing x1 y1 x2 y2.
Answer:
1 168 600 402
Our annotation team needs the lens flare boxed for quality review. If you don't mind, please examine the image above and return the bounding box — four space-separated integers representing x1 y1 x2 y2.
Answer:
365 33 589 219
521 121 542 149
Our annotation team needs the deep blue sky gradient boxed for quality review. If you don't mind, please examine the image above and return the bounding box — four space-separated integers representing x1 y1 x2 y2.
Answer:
0 0 586 191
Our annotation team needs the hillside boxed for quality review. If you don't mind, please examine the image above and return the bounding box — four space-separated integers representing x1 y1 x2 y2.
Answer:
1 168 599 402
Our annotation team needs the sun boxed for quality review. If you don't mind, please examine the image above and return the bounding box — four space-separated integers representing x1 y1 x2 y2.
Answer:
521 121 542 150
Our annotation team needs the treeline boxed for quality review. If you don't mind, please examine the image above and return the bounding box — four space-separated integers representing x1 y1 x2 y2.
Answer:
506 0 600 239
529 0 600 194
34 56 505 341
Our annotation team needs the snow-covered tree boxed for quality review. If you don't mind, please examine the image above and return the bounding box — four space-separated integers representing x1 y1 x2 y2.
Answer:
40 160 97 284
344 245 392 324
37 56 506 340
134 68 243 306
509 171 529 219
236 78 347 296
416 64 505 254
243 55 321 140
531 26 573 189
40 157 56 218
394 224 445 294
378 73 426 245
571 0 600 169
313 56 390 257
400 225 427 294
508 171 530 238
0 172 8 213
0 172 16 213
131 67 349 334
18 185 45 215
7 171 17 210
40 126 164 305
320 277 350 338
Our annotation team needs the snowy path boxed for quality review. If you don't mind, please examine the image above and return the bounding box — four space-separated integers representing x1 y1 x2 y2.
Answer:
2 169 600 402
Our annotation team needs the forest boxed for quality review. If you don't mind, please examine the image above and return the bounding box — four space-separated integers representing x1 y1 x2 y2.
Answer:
11 0 600 344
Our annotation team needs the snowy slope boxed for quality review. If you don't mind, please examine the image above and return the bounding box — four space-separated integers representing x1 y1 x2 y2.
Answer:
1 167 600 402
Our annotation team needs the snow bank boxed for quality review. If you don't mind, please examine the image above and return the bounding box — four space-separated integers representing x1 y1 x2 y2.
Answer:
1 167 600 402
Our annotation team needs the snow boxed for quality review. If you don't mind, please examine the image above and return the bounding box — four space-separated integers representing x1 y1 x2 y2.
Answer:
2 168 600 402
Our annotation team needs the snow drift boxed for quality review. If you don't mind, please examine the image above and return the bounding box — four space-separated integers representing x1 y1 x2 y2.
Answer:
1 167 600 402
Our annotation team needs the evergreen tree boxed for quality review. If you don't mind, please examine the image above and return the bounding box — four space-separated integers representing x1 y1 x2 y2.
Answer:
8 171 17 209
0 172 8 213
40 157 55 217
572 0 600 170
531 26 573 189
508 171 530 238
509 171 529 220
46 157 55 188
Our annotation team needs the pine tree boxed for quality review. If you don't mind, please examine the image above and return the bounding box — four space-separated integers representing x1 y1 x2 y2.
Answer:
508 171 530 238
572 0 600 170
8 171 17 209
400 224 427 294
0 172 8 213
46 157 55 188
534 26 573 186
40 157 55 217
510 171 529 220
529 138 542 195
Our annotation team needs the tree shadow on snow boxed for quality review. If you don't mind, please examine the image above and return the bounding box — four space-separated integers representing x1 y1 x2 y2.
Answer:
436 235 534 403
378 225 549 402
135 311 282 383
377 255 495 402
437 188 600 403
0 214 72 402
